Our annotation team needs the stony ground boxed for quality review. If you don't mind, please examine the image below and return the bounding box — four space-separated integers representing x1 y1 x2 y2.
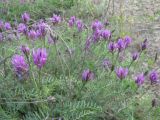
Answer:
93 0 160 99
94 0 160 53
112 0 160 54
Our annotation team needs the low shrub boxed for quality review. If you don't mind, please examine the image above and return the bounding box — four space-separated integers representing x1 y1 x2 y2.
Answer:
0 11 159 120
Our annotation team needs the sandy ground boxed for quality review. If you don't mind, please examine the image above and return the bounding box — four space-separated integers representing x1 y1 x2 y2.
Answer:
93 0 160 99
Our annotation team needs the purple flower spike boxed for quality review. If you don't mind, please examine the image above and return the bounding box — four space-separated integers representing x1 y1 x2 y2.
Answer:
101 29 111 39
135 73 145 86
92 29 101 43
21 12 30 23
124 36 132 48
141 39 147 51
32 48 48 69
17 23 27 34
51 14 61 24
4 22 11 30
68 16 76 27
37 22 46 38
115 67 128 80
108 42 116 53
28 30 37 40
11 55 29 74
91 20 103 31
132 52 139 61
149 70 158 84
116 39 125 52
21 45 30 56
85 37 92 51
76 20 83 32
82 69 94 81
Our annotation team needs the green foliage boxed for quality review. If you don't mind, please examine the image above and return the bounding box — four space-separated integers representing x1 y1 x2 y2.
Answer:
57 100 102 120
0 0 75 22
0 1 160 120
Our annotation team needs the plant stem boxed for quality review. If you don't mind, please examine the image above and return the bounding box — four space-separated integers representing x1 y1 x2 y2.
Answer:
39 68 42 89
115 52 120 66
128 61 134 69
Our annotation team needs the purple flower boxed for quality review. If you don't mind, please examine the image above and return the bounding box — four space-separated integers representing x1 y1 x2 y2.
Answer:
32 48 48 69
101 29 111 39
4 22 11 30
17 23 27 34
70 16 76 21
115 67 128 80
21 12 30 23
27 30 37 40
91 20 103 31
11 54 29 74
124 36 132 48
51 14 61 24
108 42 116 53
0 20 3 30
37 22 46 38
68 16 76 27
132 52 139 61
76 20 83 32
116 39 125 52
21 45 30 56
92 29 101 43
149 70 158 84
141 39 147 51
85 37 92 51
82 69 94 81
135 73 145 86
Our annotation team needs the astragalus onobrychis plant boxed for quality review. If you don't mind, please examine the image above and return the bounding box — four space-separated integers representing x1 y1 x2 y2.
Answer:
0 12 159 120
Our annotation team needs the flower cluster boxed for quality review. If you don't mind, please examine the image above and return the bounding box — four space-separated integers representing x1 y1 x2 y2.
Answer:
4 22 11 30
76 20 84 32
21 12 30 23
51 14 61 24
32 48 48 69
115 67 128 80
17 23 27 34
149 70 158 84
28 30 37 40
21 45 30 56
108 42 117 53
82 69 94 81
91 20 103 31
135 73 145 86
132 52 139 61
68 16 84 32
91 20 111 42
68 16 76 27
11 55 29 75
5 12 158 91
